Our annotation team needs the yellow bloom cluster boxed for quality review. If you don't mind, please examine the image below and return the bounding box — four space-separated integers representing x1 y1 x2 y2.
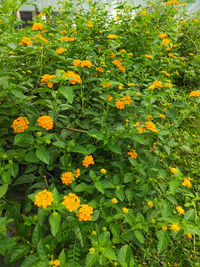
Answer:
56 47 67 54
115 96 131 109
32 23 45 30
101 82 111 88
182 177 192 188
176 206 185 215
148 80 163 90
170 168 179 174
96 67 104 73
18 37 32 46
61 36 75 41
111 198 118 204
164 0 179 5
170 223 180 232
37 115 53 130
73 60 93 68
41 74 56 88
127 148 138 159
145 54 152 59
162 38 170 46
62 193 80 212
34 34 48 44
112 60 126 72
76 204 93 221
161 70 170 77
34 189 53 209
186 232 192 239
189 91 200 97
64 71 82 84
107 34 117 39
159 33 167 39
147 201 154 208
12 116 29 133
61 171 73 186
82 155 94 168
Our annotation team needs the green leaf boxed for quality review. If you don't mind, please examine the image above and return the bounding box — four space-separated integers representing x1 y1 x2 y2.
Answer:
5 244 30 264
0 184 8 198
49 212 61 237
88 130 104 140
124 173 134 183
134 230 145 244
13 174 36 185
10 163 19 178
125 189 134 202
36 147 50 164
99 232 110 247
184 209 195 221
59 87 75 104
0 236 16 256
74 226 84 247
58 249 66 267
74 182 90 192
53 141 66 149
132 134 146 144
115 188 125 201
21 255 40 267
86 253 98 267
103 247 117 260
118 244 132 265
107 143 122 154
94 181 104 194
92 210 100 221
157 230 170 253
169 180 180 194
70 144 88 154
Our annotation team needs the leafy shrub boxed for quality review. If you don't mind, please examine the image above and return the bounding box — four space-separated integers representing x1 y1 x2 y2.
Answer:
0 0 200 266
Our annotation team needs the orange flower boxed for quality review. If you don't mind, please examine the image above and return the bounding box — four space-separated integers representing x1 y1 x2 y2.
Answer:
34 189 53 209
189 91 200 97
159 33 167 39
96 67 104 73
112 60 126 72
34 34 48 44
162 38 170 45
186 232 192 239
101 82 111 88
86 23 94 28
162 225 167 230
60 30 67 34
127 148 138 159
145 121 159 132
62 193 80 212
61 36 75 41
83 155 94 168
64 71 82 84
75 168 80 178
170 223 180 232
53 260 60 266
108 95 113 102
12 116 29 133
107 34 117 39
115 96 131 109
145 54 152 59
176 206 185 215
182 177 192 188
19 37 32 46
61 171 73 186
148 80 163 90
32 23 45 30
41 74 56 88
111 198 118 204
37 115 53 130
77 204 93 221
168 53 177 59
56 47 67 54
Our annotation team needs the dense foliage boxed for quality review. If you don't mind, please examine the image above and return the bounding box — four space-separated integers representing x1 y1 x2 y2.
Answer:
0 0 200 266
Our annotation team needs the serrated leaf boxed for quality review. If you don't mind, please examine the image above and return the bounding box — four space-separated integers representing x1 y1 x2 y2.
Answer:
49 212 61 237
21 255 40 267
59 87 75 104
0 236 16 256
86 253 98 267
103 247 117 260
36 147 50 164
5 244 30 264
118 244 132 265
107 143 122 154
157 230 170 253
134 230 145 244
0 184 8 198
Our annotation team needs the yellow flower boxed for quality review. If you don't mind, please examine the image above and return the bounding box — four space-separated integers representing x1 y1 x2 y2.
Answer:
186 232 192 239
107 34 117 39
162 225 167 230
34 190 53 209
91 230 97 235
170 168 179 174
122 207 128 213
189 53 194 56
100 168 107 174
147 201 153 208
89 248 95 255
116 16 121 20
145 54 152 59
53 259 60 266
170 223 180 232
182 177 192 188
189 91 200 97
162 38 170 46
56 47 67 54
176 206 185 215
62 193 80 212
118 84 124 90
111 198 118 204
77 204 93 221
32 23 45 30
159 33 167 39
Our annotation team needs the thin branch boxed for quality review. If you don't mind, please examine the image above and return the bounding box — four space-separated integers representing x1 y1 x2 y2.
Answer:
64 127 88 133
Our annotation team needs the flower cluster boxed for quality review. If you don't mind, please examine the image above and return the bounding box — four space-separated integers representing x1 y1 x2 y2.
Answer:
115 96 131 109
170 168 179 174
170 223 180 232
73 60 93 68
82 155 94 168
12 116 29 133
161 70 170 77
107 34 117 39
101 82 111 88
162 38 170 46
127 148 138 159
34 34 48 44
64 71 82 84
62 193 80 212
164 0 179 5
76 204 93 221
37 115 53 130
56 47 67 54
189 91 200 97
18 37 32 46
96 67 104 73
41 74 56 88
61 171 73 186
145 121 159 133
176 206 185 215
32 23 45 30
111 198 118 204
112 60 126 72
34 189 54 209
158 33 167 39
182 177 192 188
75 168 81 178
61 36 75 42
148 80 163 90
147 201 154 208
145 54 152 59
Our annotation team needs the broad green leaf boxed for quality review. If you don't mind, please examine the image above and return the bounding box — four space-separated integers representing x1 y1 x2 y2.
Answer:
134 230 145 244
36 147 50 164
157 230 170 253
169 180 180 194
92 210 100 221
88 130 104 140
94 181 104 194
74 182 90 192
5 244 30 264
99 231 110 247
70 144 88 154
58 249 66 267
13 174 36 185
132 134 146 144
184 209 195 221
49 212 61 237
75 226 84 247
21 255 40 267
59 87 75 104
107 143 122 154
10 163 19 178
115 188 125 201
118 244 132 265
86 253 98 267
0 184 8 198
103 247 117 260
0 236 16 256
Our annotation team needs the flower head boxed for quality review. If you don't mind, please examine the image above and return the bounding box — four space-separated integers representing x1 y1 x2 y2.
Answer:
53 260 60 266
32 23 45 30
83 155 94 168
162 38 170 45
62 193 80 212
61 171 73 186
64 71 82 84
34 189 53 209
127 148 138 159
176 206 185 215
170 223 180 232
100 168 107 174
56 47 67 54
111 198 118 204
107 34 117 39
170 168 179 174
77 204 93 221
122 207 128 213
75 168 80 178
12 116 29 133
37 115 53 130
182 177 192 188
186 232 192 239
159 33 167 39
189 91 200 97
19 37 32 46
147 201 154 208
41 74 56 88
